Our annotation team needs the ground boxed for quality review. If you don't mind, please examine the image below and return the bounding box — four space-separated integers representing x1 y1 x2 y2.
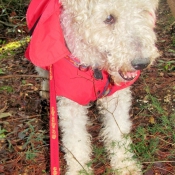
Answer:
0 0 175 174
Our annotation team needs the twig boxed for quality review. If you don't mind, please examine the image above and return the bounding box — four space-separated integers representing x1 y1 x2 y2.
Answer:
134 108 144 118
0 102 8 113
59 142 89 174
0 20 17 27
104 107 123 135
156 166 174 175
143 160 175 164
0 74 48 79
150 135 175 146
0 115 43 124
101 96 124 135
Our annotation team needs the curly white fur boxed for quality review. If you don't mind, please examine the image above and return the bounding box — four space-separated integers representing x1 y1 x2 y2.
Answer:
36 0 159 174
60 0 159 83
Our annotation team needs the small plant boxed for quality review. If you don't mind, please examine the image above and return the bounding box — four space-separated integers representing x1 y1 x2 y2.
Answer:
92 145 107 165
131 85 175 173
0 85 13 93
158 60 175 72
0 126 7 139
25 149 38 160
15 119 48 160
42 170 47 174
0 68 5 74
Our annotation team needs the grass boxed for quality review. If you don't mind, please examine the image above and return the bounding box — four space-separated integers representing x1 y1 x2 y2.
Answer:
158 59 175 72
0 126 7 139
0 85 13 93
3 118 48 160
19 119 48 160
131 85 175 173
76 145 116 175
0 68 5 74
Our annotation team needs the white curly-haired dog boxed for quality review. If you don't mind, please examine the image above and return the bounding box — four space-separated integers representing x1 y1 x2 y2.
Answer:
31 0 159 174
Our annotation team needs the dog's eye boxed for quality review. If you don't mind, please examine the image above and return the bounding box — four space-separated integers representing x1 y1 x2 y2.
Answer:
104 15 115 24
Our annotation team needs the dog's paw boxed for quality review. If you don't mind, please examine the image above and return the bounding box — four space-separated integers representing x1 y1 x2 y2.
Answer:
115 167 143 175
112 162 142 175
39 79 49 99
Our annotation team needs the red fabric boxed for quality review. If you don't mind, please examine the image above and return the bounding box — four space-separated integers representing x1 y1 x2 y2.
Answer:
52 58 140 105
26 0 48 30
25 0 70 67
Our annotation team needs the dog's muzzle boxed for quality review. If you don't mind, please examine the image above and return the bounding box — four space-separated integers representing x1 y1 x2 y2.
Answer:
131 58 150 70
118 58 150 81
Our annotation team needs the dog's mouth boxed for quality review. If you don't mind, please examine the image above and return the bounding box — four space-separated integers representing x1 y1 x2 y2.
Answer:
119 70 138 81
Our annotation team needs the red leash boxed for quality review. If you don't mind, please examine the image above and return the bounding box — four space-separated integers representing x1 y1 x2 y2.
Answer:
49 65 60 175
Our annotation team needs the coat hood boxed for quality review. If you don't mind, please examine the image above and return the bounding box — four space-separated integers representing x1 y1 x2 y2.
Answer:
25 0 70 67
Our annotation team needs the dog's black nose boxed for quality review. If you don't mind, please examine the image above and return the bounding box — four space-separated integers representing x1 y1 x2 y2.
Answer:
131 58 150 70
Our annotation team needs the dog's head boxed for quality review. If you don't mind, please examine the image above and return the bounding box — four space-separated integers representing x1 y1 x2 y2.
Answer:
60 0 159 83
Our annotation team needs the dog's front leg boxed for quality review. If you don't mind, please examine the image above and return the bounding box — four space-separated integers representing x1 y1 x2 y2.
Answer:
35 67 49 99
98 88 142 175
58 97 92 175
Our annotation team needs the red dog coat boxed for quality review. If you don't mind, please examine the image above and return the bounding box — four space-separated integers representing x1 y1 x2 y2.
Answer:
25 0 140 105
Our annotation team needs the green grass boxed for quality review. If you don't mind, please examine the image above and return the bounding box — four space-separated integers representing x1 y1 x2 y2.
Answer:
158 60 175 72
5 118 48 161
25 149 39 160
20 119 47 160
131 85 175 173
0 85 13 93
0 68 5 74
78 145 114 175
0 126 7 139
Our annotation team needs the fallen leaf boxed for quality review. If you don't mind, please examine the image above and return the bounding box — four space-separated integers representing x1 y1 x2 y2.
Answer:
0 112 12 118
149 116 155 124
